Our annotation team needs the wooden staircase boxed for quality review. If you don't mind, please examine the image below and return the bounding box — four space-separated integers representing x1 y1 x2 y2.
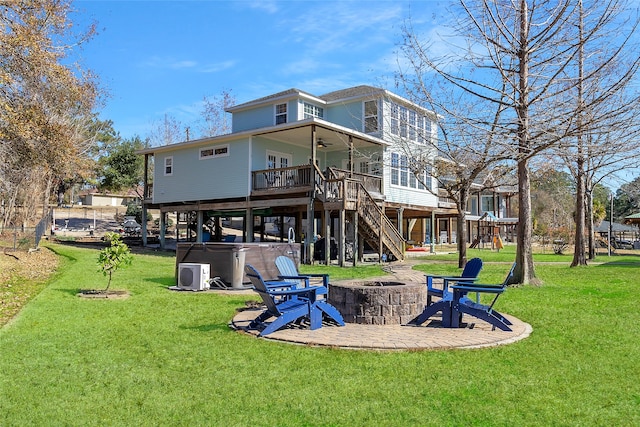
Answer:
319 169 404 261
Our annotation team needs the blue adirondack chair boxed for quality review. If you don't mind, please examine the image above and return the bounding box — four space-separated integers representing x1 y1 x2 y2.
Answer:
244 264 344 336
275 255 329 298
411 262 515 330
425 257 483 305
449 262 516 331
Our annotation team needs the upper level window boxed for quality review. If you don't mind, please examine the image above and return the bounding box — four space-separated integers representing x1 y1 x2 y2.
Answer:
303 102 323 119
364 100 379 133
399 106 408 138
200 144 229 159
391 103 399 135
389 101 432 144
409 110 416 140
164 156 173 176
417 115 432 144
275 103 287 125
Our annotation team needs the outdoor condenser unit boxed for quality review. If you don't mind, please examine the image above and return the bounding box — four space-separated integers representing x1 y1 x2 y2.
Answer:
177 263 211 291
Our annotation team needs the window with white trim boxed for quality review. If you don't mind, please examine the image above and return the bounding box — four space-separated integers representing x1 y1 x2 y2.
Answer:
364 100 379 133
391 103 399 135
391 153 399 185
400 154 408 186
200 144 229 159
399 106 408 138
303 102 323 119
481 195 495 213
266 151 291 169
390 152 433 191
164 156 173 176
389 101 432 144
275 103 287 125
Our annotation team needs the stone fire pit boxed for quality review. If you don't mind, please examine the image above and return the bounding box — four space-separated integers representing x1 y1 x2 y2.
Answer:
328 280 427 325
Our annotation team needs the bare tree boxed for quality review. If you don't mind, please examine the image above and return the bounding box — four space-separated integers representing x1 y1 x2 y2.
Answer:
395 0 630 284
146 114 185 146
554 0 640 265
387 73 515 267
199 89 235 137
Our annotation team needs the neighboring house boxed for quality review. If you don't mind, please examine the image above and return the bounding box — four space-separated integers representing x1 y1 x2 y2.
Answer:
430 184 518 246
466 186 518 245
596 220 639 245
138 85 510 263
78 187 142 207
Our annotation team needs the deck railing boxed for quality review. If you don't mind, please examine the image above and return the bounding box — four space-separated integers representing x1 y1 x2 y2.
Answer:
328 167 382 194
252 165 313 192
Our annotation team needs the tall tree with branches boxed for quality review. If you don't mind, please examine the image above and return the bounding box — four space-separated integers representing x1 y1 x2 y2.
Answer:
555 0 640 265
396 0 634 283
199 89 235 137
0 0 99 227
386 77 515 268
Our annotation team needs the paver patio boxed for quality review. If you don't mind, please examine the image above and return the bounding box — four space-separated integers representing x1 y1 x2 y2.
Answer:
227 261 532 350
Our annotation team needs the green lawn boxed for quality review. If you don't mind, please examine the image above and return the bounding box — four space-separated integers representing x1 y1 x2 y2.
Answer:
1 244 639 426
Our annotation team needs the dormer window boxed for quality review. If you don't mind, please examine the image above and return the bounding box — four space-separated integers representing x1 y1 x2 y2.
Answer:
275 103 287 125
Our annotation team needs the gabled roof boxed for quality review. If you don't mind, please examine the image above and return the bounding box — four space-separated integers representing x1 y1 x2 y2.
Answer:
319 85 385 102
226 88 324 112
320 85 435 117
226 85 435 117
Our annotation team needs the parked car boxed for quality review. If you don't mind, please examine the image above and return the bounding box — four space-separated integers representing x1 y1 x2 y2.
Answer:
614 239 634 249
121 219 141 236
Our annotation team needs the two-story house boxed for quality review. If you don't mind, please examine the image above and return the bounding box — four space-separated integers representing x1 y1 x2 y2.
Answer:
139 85 462 263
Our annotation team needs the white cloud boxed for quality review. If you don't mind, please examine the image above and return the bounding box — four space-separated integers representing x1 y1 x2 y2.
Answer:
138 56 236 73
199 60 237 73
281 2 404 55
170 60 198 69
247 0 279 14
139 56 197 69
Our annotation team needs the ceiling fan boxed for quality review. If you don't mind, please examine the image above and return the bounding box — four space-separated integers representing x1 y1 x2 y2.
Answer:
317 138 332 148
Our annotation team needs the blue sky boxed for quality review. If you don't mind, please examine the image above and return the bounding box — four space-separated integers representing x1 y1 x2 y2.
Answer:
72 0 444 140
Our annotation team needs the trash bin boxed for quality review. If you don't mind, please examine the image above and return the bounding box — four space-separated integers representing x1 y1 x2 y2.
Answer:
231 248 247 289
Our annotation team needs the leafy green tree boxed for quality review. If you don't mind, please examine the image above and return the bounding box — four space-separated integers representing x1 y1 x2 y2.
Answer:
591 183 609 224
99 136 145 195
614 177 640 220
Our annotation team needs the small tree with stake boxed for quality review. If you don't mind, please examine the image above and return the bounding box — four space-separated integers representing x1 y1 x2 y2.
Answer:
97 232 133 292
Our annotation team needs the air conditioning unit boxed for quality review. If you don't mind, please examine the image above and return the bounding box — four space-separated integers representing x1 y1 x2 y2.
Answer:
178 263 210 291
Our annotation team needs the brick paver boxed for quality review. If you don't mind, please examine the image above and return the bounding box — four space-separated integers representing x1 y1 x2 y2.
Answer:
230 308 531 350
228 262 532 350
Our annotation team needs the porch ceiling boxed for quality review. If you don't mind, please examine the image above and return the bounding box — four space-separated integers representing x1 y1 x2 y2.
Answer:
253 119 387 153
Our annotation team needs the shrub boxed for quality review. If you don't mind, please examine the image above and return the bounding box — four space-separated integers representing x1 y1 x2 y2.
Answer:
97 232 133 291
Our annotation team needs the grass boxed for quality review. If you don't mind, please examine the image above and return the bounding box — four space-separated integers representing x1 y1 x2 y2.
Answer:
1 244 639 426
